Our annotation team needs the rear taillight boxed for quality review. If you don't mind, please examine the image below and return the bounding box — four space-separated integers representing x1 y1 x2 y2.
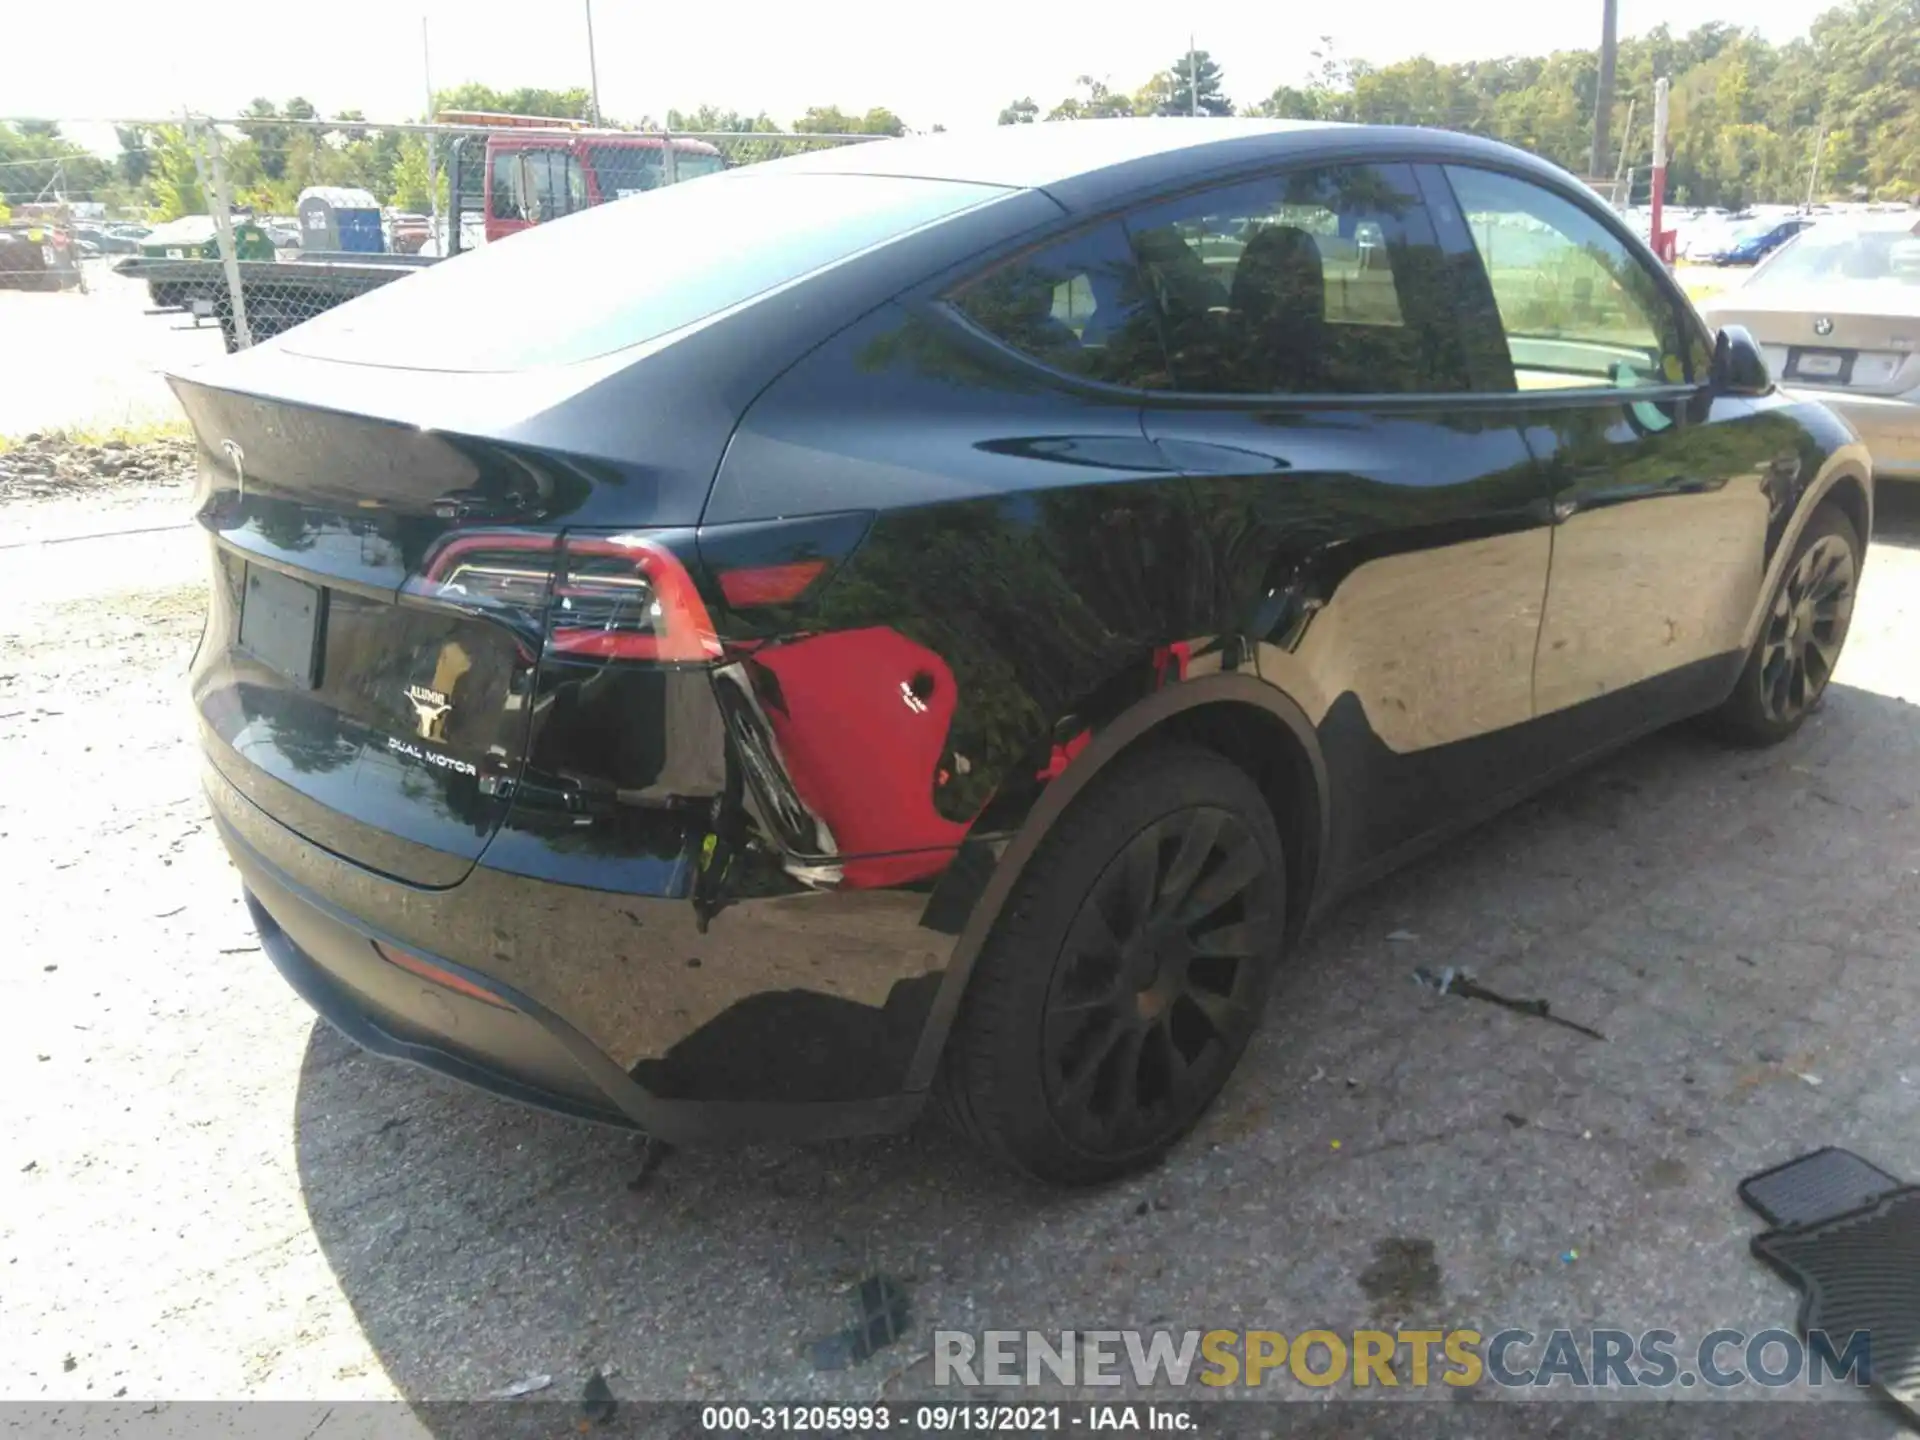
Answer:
552 534 720 663
410 528 720 665
417 532 559 611
717 559 829 608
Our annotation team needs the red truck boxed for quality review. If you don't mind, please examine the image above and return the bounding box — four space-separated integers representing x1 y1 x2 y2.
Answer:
439 111 727 243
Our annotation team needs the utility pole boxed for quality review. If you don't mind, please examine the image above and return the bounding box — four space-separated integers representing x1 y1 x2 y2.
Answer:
1189 35 1198 116
423 16 439 250
1610 97 1636 209
1650 77 1670 263
1588 0 1619 180
1804 122 1827 210
585 0 603 126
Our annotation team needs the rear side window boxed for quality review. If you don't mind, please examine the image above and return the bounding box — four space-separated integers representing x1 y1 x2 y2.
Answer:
586 143 664 198
1443 165 1686 390
279 173 1007 371
1121 163 1470 396
951 221 1171 388
491 149 586 223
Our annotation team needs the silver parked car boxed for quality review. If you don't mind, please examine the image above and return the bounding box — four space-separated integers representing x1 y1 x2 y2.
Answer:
1700 211 1920 480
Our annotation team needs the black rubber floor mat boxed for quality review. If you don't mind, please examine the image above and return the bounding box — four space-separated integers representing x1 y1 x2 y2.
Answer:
1741 1146 1906 1228
1741 1149 1920 1420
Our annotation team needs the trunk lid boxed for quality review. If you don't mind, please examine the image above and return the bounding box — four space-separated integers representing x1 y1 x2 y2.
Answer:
179 379 688 888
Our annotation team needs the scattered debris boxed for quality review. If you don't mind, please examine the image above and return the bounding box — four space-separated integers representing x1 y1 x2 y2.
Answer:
1560 1249 1580 1265
20 1160 36 1173
579 1370 617 1427
1503 1112 1529 1129
1793 1071 1824 1087
1386 930 1420 943
216 945 259 955
1413 966 1606 1041
872 1348 931 1400
0 432 194 504
487 1374 552 1399
1308 1065 1326 1083
807 1275 912 1372
1330 1140 1342 1151
62 1356 76 1373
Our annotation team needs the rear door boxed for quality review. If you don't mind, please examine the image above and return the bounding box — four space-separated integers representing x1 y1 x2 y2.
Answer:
1129 160 1556 873
1437 163 1778 720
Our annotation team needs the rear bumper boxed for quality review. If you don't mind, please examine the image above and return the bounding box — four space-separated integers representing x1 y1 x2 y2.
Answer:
1783 386 1920 479
209 757 943 1145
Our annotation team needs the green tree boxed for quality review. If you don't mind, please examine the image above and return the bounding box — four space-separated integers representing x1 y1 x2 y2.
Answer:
997 98 1039 125
1158 49 1232 116
433 84 594 121
1046 76 1136 121
667 106 781 133
792 106 907 136
144 127 205 220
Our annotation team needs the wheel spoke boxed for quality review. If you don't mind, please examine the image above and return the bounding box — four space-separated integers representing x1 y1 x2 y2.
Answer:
1157 809 1224 916
1184 984 1242 1036
1055 1015 1124 1112
1060 902 1126 987
1764 648 1792 717
1109 1024 1148 1121
1117 826 1162 932
1804 634 1837 689
1155 1020 1192 1101
1177 837 1266 925
1190 920 1259 958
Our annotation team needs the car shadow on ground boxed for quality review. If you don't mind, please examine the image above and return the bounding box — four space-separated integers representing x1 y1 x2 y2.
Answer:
1873 479 1920 551
293 672 1920 1420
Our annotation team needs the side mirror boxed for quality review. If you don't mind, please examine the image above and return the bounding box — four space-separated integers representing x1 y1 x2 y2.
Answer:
1712 324 1772 396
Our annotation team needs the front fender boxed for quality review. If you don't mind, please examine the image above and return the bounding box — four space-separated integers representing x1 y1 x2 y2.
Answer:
1736 427 1873 657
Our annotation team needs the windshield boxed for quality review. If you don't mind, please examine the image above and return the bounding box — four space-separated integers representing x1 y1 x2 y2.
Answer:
1751 220 1920 289
276 171 1008 371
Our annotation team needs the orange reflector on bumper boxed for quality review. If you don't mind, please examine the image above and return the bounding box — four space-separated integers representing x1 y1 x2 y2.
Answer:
374 941 514 1010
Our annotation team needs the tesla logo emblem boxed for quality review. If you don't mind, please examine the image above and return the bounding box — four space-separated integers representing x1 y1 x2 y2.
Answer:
404 684 453 741
1813 317 1834 337
221 439 246 497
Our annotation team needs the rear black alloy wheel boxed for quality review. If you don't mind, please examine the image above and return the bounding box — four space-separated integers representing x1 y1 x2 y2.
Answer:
1756 530 1855 726
1042 807 1271 1155
1706 504 1861 747
937 743 1286 1185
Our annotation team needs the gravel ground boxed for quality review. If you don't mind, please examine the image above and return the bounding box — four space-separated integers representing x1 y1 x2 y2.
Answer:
0 432 196 504
2 449 1918 1432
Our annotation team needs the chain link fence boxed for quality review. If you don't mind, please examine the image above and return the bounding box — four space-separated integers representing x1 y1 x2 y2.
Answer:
1 117 876 349
172 118 880 351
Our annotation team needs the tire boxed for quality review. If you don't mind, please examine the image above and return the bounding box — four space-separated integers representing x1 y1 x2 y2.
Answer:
936 742 1287 1186
1705 503 1862 747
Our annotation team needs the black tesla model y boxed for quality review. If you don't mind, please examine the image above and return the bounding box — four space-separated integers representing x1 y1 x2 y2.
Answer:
177 120 1871 1184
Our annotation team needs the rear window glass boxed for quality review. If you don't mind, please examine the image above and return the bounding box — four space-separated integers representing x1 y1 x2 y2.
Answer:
277 172 1006 371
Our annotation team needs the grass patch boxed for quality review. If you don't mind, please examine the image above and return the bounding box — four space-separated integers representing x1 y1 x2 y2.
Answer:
0 418 191 454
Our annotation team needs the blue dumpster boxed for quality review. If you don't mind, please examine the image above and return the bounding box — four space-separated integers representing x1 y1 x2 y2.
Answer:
296 187 386 254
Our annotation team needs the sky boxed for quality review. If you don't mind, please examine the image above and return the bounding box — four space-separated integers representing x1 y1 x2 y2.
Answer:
10 0 1834 146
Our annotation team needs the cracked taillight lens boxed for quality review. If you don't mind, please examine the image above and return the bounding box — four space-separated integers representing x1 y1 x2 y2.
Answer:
551 533 720 664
